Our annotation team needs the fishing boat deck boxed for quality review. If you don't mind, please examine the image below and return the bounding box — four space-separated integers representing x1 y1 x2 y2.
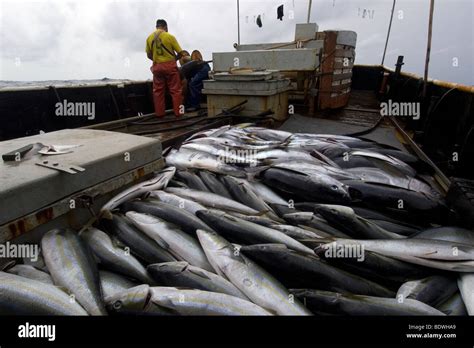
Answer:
280 90 406 152
85 89 406 153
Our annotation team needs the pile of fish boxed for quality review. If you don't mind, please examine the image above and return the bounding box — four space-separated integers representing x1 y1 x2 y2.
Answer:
2 125 474 316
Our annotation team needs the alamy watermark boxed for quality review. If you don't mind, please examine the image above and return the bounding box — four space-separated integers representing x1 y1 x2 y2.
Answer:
0 242 39 262
55 99 95 120
380 100 420 120
321 242 365 262
18 322 55 342
217 147 259 167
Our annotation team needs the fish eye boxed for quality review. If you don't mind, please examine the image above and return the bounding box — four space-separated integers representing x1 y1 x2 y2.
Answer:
331 185 338 190
113 301 123 310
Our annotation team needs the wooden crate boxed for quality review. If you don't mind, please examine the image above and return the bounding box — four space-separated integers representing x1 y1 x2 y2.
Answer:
316 31 356 110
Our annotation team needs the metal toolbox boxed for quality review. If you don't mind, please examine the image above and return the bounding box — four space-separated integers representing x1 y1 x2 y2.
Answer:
0 129 164 244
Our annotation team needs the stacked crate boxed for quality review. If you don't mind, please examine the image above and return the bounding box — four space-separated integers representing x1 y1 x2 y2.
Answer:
316 31 357 110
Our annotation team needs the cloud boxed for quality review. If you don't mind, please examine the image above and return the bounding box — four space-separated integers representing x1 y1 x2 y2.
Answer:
0 0 472 84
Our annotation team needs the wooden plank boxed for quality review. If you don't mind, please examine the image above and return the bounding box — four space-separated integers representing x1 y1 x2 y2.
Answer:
327 93 351 108
332 72 353 82
331 83 352 92
335 48 355 58
317 31 337 111
334 60 354 69
318 83 351 94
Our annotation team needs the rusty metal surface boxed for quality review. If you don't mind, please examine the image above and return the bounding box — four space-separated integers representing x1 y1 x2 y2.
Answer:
0 159 164 243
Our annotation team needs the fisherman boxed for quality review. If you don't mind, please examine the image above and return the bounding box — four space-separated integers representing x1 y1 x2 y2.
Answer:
146 19 186 117
178 50 191 100
178 50 211 112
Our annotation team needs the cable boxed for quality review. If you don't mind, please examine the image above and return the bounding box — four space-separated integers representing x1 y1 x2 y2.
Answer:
343 114 385 137
429 87 457 116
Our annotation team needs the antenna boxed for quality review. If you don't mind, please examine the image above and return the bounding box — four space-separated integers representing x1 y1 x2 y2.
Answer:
423 0 435 98
307 0 313 23
381 0 397 66
237 0 241 45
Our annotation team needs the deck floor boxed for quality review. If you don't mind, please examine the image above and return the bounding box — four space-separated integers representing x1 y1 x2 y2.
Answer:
280 90 406 151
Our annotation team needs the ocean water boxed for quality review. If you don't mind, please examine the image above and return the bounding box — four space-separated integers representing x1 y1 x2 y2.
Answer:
0 78 148 90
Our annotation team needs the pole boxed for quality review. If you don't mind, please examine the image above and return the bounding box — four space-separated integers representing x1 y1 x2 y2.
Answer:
423 0 435 98
307 0 312 23
237 0 241 45
381 0 396 66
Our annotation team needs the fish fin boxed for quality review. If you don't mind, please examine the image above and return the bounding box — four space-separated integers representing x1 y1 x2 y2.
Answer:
245 165 271 179
1 260 17 272
150 296 176 310
224 214 247 223
110 236 127 249
187 267 213 280
56 285 72 295
162 146 173 156
259 158 278 166
263 307 279 315
310 150 341 168
99 209 114 220
152 236 171 251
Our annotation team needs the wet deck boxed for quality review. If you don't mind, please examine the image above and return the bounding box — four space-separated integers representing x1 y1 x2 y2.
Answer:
280 90 406 152
86 89 406 152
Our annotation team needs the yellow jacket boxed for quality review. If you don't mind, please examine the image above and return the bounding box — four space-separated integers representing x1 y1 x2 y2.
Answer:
146 29 183 63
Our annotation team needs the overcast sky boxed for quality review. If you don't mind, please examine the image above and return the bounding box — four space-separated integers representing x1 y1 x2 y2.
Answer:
0 0 473 84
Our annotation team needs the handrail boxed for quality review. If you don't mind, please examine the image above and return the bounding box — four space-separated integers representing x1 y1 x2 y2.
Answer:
353 64 474 94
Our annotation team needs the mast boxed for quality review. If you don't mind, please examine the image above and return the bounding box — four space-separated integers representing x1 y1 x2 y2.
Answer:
423 0 435 98
307 0 312 23
236 0 241 45
381 0 397 66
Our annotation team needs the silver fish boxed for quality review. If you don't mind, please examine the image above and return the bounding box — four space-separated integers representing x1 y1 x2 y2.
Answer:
197 229 312 315
181 143 259 166
314 204 405 239
126 212 214 272
274 161 359 181
80 227 154 284
242 127 293 142
396 275 458 307
99 270 139 302
221 176 281 220
323 238 474 272
348 150 416 177
411 226 474 245
166 148 246 177
107 285 271 316
196 210 314 255
41 228 107 315
270 224 331 240
247 180 288 205
0 271 88 315
292 289 445 316
147 191 206 215
166 187 259 215
437 292 468 316
6 264 53 284
346 167 434 194
100 167 176 215
458 273 474 315
147 261 248 300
